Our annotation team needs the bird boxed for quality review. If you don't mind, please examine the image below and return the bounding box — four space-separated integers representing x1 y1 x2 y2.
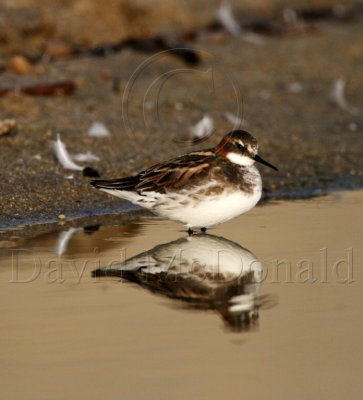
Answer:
92 233 267 332
90 130 278 234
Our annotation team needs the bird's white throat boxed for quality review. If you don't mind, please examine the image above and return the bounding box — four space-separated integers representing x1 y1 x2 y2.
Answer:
226 152 254 166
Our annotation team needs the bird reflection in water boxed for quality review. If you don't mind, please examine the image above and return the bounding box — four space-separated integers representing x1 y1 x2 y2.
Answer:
93 234 275 332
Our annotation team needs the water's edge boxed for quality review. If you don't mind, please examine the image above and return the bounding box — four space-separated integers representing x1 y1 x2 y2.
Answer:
0 188 333 240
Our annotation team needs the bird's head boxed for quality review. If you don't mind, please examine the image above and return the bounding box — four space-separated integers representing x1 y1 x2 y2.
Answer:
216 130 278 171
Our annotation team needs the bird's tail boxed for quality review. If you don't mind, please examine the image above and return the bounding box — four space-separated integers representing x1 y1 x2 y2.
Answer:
90 176 139 191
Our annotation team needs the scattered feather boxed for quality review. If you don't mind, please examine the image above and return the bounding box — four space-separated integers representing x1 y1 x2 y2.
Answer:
242 33 265 46
54 228 82 255
144 101 154 110
217 2 241 37
330 79 361 116
216 2 264 45
72 151 100 162
32 153 54 165
182 114 214 143
224 112 244 127
348 122 358 132
87 122 110 137
283 8 299 24
287 82 303 93
51 134 83 171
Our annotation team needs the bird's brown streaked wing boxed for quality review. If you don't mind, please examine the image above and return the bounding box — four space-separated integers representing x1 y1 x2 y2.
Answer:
90 152 214 193
134 152 213 191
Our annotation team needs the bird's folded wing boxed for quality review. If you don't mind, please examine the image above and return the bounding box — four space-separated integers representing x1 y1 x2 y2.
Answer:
91 152 213 193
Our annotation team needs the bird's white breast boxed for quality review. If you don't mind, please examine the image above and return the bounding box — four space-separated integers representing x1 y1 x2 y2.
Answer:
159 188 261 228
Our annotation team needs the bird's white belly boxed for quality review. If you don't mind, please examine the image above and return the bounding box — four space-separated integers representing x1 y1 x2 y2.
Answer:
156 189 261 228
100 170 262 228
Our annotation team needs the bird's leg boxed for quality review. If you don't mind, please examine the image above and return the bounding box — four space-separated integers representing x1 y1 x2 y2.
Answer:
187 227 194 236
201 227 207 234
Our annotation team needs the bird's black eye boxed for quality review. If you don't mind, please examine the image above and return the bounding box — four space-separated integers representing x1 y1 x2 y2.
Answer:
237 143 244 151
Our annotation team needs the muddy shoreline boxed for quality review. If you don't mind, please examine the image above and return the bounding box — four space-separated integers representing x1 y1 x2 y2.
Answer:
0 1 363 229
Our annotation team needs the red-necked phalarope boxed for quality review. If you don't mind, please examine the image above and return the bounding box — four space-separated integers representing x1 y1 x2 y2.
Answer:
90 130 278 234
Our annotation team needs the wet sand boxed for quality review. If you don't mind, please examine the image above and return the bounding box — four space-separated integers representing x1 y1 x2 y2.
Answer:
0 190 362 399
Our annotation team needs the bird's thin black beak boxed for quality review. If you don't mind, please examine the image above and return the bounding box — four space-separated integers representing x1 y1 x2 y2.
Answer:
253 154 278 171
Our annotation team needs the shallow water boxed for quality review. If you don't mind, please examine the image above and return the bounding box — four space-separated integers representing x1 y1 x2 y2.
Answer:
0 191 362 400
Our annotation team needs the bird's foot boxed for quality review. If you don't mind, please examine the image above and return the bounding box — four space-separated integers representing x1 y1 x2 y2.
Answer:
187 228 194 236
201 227 207 234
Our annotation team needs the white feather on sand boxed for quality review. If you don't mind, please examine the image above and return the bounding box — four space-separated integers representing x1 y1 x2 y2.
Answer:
51 134 83 171
217 2 264 44
87 122 110 137
224 112 244 127
188 115 214 141
287 82 303 93
72 151 100 162
217 2 241 37
330 79 361 116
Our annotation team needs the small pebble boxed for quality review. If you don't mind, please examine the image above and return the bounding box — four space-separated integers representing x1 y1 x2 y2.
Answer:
144 102 154 110
348 123 358 132
45 40 71 58
259 89 271 100
112 77 121 93
83 166 100 177
0 119 17 137
9 55 32 74
58 214 66 220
